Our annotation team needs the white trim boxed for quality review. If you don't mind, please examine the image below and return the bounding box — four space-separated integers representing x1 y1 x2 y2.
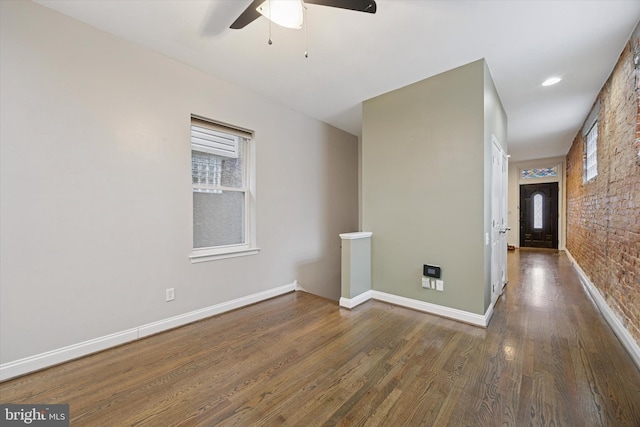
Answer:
293 280 305 292
371 291 493 327
565 250 640 370
0 329 139 383
190 247 260 263
371 291 493 328
491 134 505 153
339 232 373 240
339 290 373 309
339 289 493 326
138 283 296 337
0 282 296 381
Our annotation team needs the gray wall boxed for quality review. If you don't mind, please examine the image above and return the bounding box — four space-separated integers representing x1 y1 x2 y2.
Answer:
362 60 499 316
0 1 358 364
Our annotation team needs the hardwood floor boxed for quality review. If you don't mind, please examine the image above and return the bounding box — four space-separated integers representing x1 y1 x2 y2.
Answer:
1 249 639 426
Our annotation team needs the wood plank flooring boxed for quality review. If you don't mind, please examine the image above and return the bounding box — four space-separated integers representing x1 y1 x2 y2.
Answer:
1 249 639 426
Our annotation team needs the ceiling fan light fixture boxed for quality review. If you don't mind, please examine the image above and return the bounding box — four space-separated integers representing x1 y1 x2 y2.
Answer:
257 0 304 29
542 76 562 87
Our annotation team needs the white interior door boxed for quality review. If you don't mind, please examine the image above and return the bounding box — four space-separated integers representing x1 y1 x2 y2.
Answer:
491 136 507 305
501 150 508 288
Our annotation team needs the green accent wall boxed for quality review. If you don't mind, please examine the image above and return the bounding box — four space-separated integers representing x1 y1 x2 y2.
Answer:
362 59 507 316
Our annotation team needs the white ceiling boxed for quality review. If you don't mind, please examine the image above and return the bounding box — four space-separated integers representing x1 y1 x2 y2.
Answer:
34 0 640 161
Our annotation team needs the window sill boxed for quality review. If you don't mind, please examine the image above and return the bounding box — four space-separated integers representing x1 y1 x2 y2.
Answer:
190 247 260 264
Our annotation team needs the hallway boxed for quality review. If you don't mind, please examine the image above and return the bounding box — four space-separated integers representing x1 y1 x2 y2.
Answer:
1 250 639 426
500 249 640 425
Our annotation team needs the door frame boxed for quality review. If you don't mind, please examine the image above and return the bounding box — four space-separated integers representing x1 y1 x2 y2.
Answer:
491 136 508 305
507 159 566 250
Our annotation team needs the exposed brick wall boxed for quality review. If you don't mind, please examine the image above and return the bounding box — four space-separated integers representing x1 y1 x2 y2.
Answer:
566 36 640 347
636 36 640 166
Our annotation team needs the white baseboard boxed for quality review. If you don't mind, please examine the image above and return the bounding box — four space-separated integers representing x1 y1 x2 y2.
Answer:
293 280 305 292
338 289 492 327
372 291 492 327
565 250 640 370
339 290 373 309
0 282 297 382
138 283 296 338
0 328 140 383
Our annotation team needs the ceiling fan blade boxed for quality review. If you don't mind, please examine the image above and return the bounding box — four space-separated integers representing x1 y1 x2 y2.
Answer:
202 1 254 36
304 0 376 14
230 0 264 29
230 0 376 30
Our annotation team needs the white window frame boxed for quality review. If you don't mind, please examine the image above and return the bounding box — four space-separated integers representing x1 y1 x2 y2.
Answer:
189 116 258 263
583 103 599 183
585 122 598 182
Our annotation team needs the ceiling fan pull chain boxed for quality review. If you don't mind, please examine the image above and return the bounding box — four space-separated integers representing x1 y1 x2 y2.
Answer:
304 3 308 58
268 0 273 45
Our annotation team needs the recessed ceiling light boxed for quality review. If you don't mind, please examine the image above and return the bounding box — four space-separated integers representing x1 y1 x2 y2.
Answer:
542 77 562 87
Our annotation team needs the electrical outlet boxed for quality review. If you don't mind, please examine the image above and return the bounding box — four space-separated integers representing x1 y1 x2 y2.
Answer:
166 288 175 302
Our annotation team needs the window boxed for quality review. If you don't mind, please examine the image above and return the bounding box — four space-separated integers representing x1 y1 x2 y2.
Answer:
190 117 257 263
583 103 599 182
521 167 558 180
585 122 598 181
533 194 543 229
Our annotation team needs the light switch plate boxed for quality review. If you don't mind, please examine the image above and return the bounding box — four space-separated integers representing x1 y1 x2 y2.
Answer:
422 277 430 288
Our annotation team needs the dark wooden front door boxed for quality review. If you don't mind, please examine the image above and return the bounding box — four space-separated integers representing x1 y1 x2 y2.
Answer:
520 182 558 248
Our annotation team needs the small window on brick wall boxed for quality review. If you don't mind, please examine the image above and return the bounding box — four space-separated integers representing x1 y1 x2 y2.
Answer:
583 103 599 183
585 123 598 181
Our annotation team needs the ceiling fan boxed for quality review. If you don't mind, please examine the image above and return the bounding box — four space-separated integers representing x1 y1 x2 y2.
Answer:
230 0 377 30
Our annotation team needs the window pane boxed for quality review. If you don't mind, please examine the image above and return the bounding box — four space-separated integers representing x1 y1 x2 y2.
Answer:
533 194 543 229
221 162 242 188
193 191 245 248
192 142 244 192
521 167 558 179
585 124 598 181
192 152 221 189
